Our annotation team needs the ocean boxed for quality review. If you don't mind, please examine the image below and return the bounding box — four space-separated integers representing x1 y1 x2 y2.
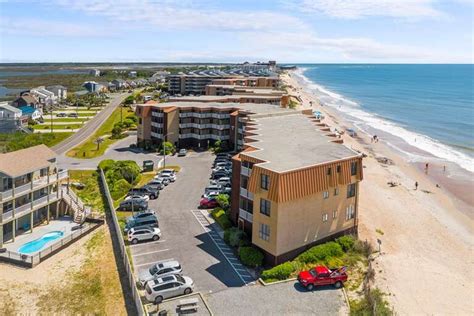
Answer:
294 64 474 178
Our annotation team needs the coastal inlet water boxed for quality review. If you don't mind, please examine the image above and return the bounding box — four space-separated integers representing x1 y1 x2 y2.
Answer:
294 64 474 176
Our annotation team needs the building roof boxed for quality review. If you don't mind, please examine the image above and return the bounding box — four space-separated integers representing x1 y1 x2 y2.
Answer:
168 95 281 102
142 101 288 114
241 113 359 172
0 103 21 113
46 85 67 90
16 95 38 105
0 145 57 177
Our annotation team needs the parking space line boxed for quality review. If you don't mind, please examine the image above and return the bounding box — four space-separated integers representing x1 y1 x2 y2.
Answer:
135 258 175 268
133 249 170 257
129 240 167 248
191 210 255 286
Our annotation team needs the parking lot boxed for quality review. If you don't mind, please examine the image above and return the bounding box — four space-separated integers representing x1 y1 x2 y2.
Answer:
129 151 248 295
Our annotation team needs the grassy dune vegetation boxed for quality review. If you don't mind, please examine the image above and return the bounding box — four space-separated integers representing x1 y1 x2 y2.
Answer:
0 132 72 152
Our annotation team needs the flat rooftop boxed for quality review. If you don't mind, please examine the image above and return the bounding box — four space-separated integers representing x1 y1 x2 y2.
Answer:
242 113 359 172
168 95 281 101
143 102 290 114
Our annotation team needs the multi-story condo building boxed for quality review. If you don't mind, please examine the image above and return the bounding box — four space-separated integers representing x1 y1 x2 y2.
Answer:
136 102 288 150
231 111 363 265
0 145 69 248
168 94 288 107
167 74 280 96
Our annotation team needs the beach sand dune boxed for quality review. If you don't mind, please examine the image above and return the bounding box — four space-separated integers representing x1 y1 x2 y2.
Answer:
282 71 474 315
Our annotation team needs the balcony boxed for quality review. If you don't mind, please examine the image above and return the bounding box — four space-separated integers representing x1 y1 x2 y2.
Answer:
151 122 163 128
14 202 32 218
241 166 251 177
239 209 253 223
1 210 13 222
239 187 254 200
152 111 164 117
151 132 163 138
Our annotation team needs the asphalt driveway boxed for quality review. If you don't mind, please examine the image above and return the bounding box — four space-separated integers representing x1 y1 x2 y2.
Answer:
130 151 245 294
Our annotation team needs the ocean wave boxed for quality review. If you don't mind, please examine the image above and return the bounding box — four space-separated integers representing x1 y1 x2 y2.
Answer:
294 69 474 173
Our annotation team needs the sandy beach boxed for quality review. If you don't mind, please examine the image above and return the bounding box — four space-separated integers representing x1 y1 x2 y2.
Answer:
282 71 474 315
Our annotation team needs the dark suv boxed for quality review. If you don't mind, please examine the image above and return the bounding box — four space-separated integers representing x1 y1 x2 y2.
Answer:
128 186 159 199
118 199 148 212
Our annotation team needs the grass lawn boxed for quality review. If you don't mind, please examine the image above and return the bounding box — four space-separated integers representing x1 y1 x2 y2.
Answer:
69 170 106 213
33 124 84 130
0 132 73 152
66 107 134 159
42 118 90 123
36 228 128 315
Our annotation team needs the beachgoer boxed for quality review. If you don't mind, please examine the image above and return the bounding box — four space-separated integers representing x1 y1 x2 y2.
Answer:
443 165 446 172
436 184 440 188
415 181 418 190
425 163 429 173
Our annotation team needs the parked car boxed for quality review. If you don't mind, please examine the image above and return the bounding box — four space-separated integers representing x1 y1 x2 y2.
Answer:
199 197 219 209
118 199 147 212
146 179 164 190
124 217 159 233
160 169 177 182
125 195 150 202
203 191 220 200
204 184 222 195
215 153 231 159
213 160 231 168
158 174 175 184
210 177 231 186
57 112 67 117
297 266 348 290
127 210 156 222
177 149 187 157
128 226 162 244
139 260 183 287
145 275 194 304
154 175 170 186
128 186 159 199
68 112 78 118
212 170 231 179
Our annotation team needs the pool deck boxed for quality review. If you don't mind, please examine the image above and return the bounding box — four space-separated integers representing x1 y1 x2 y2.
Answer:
3 217 84 253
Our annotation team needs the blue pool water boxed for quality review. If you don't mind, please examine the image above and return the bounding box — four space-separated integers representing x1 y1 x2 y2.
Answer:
18 231 64 254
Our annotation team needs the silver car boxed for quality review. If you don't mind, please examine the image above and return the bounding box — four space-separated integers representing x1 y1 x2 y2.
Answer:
127 227 162 244
145 275 194 304
138 260 182 287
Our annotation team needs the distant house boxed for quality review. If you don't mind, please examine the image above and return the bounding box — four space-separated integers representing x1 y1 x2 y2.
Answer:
29 86 57 106
129 71 137 78
19 106 42 120
46 85 68 100
82 81 107 93
11 94 42 113
112 79 127 89
0 102 26 133
107 82 117 91
89 69 101 77
127 80 137 88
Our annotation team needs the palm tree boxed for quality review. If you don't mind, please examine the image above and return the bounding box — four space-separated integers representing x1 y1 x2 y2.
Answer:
94 137 104 151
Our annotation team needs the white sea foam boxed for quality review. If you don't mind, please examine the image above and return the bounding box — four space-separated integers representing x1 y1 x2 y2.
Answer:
294 69 474 173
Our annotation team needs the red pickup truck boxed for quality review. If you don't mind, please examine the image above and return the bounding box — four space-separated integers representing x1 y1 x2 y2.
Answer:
297 266 348 290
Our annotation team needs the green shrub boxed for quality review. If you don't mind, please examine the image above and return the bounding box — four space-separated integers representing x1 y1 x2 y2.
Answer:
223 227 247 247
98 159 115 172
111 179 131 200
336 235 355 252
239 247 264 267
261 262 297 281
296 242 343 264
216 194 230 210
211 208 232 229
353 240 373 258
350 288 393 316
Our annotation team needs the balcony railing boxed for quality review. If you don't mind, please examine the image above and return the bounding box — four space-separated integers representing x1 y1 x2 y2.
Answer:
239 209 253 223
151 132 163 138
151 122 163 128
241 166 251 177
2 210 13 222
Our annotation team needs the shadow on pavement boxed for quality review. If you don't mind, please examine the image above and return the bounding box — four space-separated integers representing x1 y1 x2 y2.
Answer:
195 232 245 288
293 282 339 292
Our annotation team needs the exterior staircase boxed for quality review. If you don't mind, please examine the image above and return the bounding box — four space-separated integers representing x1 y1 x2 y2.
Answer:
61 185 91 225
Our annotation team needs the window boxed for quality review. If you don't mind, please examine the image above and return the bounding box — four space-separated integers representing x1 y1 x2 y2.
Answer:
259 223 270 241
260 198 271 216
260 174 270 190
323 191 329 199
337 165 341 173
327 167 332 176
351 162 358 176
347 183 356 198
333 210 338 219
334 187 339 196
346 205 355 220
322 213 328 222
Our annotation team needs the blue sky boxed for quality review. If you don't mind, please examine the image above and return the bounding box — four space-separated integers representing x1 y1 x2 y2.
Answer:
0 0 472 63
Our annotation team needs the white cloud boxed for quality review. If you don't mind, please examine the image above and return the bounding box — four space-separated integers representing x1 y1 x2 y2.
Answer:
283 0 444 19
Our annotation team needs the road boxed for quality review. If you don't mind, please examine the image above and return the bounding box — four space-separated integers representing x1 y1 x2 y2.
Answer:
52 92 130 155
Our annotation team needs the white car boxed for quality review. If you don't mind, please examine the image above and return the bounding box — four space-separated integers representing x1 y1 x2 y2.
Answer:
128 227 162 244
145 275 194 304
139 260 183 287
125 195 150 202
160 169 177 182
210 177 231 186
153 175 170 186
203 191 220 200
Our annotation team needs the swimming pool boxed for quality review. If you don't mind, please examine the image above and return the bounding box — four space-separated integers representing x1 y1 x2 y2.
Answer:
18 231 64 254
